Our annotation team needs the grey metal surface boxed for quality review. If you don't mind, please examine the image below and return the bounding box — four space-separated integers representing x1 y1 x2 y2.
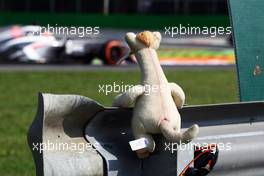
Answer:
28 93 105 176
179 101 264 127
85 102 264 176
195 122 264 176
85 108 193 176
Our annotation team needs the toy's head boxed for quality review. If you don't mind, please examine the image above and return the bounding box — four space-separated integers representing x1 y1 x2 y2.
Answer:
125 31 161 53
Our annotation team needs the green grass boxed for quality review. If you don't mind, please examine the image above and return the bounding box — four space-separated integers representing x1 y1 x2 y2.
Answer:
0 69 238 175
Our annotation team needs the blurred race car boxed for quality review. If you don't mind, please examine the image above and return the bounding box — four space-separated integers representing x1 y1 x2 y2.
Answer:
3 38 133 65
0 25 40 45
0 25 134 65
0 35 57 63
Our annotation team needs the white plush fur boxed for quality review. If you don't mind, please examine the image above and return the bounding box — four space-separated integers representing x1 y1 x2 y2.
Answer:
112 31 199 158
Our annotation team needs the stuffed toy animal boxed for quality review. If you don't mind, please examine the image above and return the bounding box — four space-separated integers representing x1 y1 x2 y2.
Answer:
113 31 199 158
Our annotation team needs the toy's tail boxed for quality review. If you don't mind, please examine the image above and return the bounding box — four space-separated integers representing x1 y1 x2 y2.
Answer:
159 121 199 144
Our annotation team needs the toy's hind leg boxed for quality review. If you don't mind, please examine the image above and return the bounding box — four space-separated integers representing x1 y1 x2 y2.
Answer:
131 117 155 158
169 82 185 108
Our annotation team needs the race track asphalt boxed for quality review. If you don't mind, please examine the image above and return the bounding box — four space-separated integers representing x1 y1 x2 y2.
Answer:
0 64 235 72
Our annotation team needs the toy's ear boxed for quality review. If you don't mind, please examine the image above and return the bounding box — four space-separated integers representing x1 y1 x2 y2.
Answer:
151 32 162 50
153 32 161 42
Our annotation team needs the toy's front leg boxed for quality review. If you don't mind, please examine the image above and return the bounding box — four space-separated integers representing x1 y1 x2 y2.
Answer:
131 117 155 159
112 85 144 107
169 82 185 108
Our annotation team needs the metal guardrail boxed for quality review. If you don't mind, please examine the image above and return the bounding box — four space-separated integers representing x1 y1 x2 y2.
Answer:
28 93 264 176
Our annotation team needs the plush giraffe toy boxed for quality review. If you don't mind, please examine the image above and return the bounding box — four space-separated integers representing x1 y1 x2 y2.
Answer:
113 31 199 158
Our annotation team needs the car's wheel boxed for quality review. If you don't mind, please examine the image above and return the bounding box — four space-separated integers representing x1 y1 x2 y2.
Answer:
101 40 126 65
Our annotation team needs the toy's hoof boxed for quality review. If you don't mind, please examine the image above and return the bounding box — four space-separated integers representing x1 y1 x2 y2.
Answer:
181 124 199 144
136 149 150 159
190 124 199 137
